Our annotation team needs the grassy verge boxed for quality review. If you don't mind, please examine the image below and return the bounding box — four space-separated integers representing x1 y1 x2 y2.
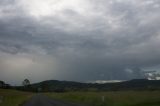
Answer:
0 89 33 106
46 91 160 106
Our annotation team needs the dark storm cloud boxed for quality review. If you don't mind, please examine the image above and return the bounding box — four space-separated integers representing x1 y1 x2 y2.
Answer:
0 0 160 84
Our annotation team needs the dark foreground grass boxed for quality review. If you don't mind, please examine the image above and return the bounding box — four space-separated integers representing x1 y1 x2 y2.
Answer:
46 91 160 106
0 89 33 106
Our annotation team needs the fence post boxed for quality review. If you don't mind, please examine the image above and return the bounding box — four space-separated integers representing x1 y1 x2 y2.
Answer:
102 95 105 102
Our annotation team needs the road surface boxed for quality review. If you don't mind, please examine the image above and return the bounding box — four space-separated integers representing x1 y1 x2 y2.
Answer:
21 94 88 106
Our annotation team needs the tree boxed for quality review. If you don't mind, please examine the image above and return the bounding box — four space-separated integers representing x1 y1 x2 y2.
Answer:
22 79 30 87
0 81 5 88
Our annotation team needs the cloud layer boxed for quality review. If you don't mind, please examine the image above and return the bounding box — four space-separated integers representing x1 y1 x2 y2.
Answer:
0 0 160 84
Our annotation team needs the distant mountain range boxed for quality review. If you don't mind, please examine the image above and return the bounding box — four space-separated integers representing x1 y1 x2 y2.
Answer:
16 79 160 92
89 80 125 84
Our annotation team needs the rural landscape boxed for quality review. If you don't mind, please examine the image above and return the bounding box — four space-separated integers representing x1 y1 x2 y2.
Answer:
1 0 160 106
1 79 160 106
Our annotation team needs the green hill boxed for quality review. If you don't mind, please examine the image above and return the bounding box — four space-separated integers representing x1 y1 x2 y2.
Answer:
16 79 160 92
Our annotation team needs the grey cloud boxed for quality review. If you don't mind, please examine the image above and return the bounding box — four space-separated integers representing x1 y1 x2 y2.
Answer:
0 0 160 84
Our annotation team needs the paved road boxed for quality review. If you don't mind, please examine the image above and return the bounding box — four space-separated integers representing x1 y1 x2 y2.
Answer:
21 94 88 106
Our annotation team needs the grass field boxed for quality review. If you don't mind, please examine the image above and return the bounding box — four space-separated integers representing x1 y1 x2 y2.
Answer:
0 89 33 106
46 91 160 106
1 89 160 106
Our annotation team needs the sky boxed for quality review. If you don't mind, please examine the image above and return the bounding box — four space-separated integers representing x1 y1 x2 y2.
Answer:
0 0 160 85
